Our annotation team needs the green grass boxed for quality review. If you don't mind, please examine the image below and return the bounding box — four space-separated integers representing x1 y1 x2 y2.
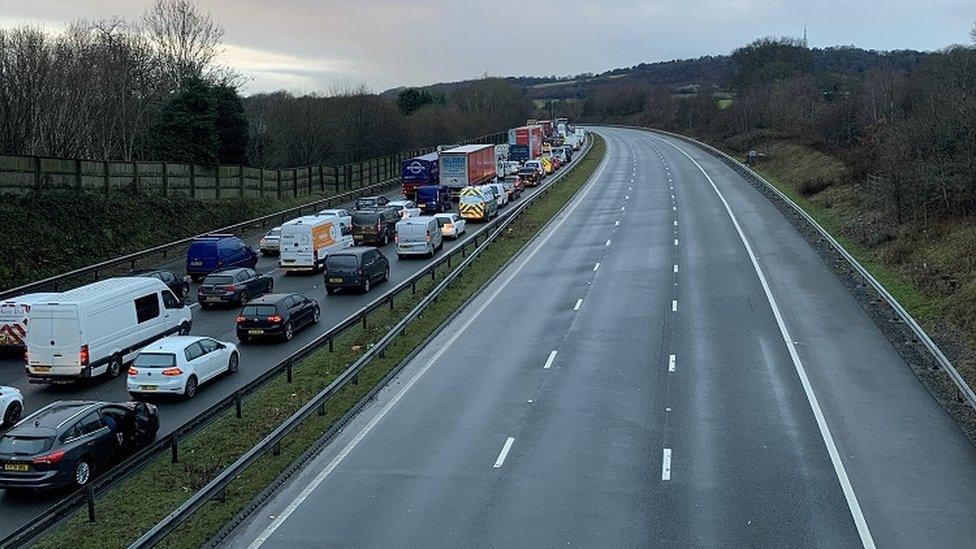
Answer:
34 135 607 549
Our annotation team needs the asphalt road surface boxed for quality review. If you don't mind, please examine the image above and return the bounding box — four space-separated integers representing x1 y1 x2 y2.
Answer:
0 147 589 539
229 127 976 548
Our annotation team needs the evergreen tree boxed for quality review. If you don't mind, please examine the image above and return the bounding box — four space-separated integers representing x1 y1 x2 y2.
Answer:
153 76 219 165
212 84 249 164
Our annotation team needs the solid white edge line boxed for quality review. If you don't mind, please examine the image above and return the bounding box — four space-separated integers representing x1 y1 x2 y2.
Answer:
672 300 678 312
574 298 583 311
246 134 613 549
543 350 558 369
493 437 516 468
662 448 672 480
605 239 611 247
651 134 876 549
593 262 600 272
668 354 676 372
673 264 679 273
674 239 679 246
614 220 620 226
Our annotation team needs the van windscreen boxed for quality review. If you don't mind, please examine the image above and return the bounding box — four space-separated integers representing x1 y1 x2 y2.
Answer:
133 353 177 369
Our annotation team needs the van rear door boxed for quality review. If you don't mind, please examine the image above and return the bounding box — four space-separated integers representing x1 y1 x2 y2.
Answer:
26 304 81 368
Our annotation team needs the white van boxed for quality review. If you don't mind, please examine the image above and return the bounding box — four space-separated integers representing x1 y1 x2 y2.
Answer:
395 217 443 258
0 293 57 349
279 216 353 273
25 278 192 384
487 183 509 207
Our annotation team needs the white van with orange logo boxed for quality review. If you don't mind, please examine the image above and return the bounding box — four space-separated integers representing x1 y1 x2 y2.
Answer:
279 216 353 273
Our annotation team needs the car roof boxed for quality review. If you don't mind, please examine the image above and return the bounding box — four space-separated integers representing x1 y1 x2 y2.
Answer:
9 401 101 436
192 234 239 242
432 212 456 218
141 335 212 352
206 268 249 277
246 293 297 305
330 246 375 257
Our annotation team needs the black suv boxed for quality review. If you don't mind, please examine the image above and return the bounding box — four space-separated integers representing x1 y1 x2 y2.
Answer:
0 401 158 489
351 208 399 246
197 268 274 308
355 196 390 210
236 293 320 343
130 269 191 300
324 247 390 294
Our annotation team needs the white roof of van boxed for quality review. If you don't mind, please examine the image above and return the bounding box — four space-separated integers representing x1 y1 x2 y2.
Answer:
1 292 58 305
442 144 493 154
283 215 334 226
44 277 162 305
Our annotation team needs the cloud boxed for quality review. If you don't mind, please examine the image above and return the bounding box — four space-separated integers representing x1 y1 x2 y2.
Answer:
220 43 358 93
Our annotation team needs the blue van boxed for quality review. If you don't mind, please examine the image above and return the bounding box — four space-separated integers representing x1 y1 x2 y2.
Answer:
186 234 258 282
416 185 452 214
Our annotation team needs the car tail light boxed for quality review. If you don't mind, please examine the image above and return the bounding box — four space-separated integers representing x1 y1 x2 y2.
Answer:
358 268 363 276
79 345 89 366
128 367 138 376
236 315 246 323
225 285 236 292
444 223 453 230
162 368 183 377
267 314 283 323
376 221 382 232
426 231 432 242
395 234 399 244
32 450 66 465
23 349 29 364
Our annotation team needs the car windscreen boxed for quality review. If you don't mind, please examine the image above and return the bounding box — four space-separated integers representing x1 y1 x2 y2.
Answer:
0 436 53 455
242 304 278 317
203 275 234 286
327 255 359 270
266 229 280 237
352 213 379 225
435 217 450 227
133 353 177 369
357 198 379 207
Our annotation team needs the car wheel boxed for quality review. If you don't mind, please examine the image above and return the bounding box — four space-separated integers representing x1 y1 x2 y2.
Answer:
183 376 198 399
283 322 294 341
326 287 336 295
239 291 249 305
73 458 92 487
227 353 239 374
312 306 321 323
381 233 389 246
363 278 371 293
106 355 123 378
3 401 22 426
178 322 191 336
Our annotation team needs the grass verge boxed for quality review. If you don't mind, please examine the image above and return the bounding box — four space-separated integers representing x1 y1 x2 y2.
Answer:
34 135 607 549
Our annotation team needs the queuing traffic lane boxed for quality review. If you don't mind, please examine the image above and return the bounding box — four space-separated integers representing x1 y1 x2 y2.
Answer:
229 127 861 547
0 146 591 538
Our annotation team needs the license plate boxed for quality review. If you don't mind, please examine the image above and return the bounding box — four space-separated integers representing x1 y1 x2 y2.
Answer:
141 385 158 391
248 329 264 335
329 278 343 283
283 259 295 263
3 463 28 472
32 366 51 373
191 261 202 266
203 297 217 302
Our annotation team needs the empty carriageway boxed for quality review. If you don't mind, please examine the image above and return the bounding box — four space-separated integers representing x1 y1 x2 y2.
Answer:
229 127 976 548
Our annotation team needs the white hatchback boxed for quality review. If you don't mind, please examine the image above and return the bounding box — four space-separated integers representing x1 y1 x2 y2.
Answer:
0 386 23 427
433 213 466 239
127 336 239 399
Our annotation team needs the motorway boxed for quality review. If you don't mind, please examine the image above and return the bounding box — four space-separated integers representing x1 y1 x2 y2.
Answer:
228 127 976 548
0 148 589 538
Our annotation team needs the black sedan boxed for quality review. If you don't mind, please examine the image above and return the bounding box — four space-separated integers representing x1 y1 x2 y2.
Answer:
130 269 191 300
236 293 320 343
197 268 274 308
0 401 158 490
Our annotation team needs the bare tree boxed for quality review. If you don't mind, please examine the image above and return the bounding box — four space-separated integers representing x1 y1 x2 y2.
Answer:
143 0 225 88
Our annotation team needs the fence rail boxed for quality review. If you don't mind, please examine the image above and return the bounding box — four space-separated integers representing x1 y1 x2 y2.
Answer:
0 131 507 301
0 136 593 549
0 132 506 199
634 125 976 411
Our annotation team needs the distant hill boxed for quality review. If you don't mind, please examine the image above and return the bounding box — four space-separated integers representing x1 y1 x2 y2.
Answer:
382 45 932 102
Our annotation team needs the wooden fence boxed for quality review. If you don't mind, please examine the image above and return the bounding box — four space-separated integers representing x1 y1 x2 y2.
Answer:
0 132 506 199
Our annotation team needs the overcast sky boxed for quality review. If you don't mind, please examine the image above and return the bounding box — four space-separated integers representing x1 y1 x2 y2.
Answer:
1 0 972 95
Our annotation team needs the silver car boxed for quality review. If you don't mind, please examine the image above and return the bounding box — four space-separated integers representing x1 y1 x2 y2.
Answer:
259 227 281 256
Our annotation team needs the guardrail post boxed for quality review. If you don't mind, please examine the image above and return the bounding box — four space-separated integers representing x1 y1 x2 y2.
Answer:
235 391 242 418
461 244 466 258
447 255 452 268
87 485 96 522
328 336 334 352
430 267 435 281
273 442 280 457
412 280 416 294
317 402 326 416
286 363 293 383
361 313 367 330
388 296 394 311
352 373 359 385
171 435 179 463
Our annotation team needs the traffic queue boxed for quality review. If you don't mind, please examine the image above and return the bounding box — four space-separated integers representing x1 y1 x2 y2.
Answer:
0 119 585 491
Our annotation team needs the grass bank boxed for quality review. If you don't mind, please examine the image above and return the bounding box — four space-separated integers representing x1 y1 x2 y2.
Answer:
0 189 355 291
738 140 976 387
35 135 607 549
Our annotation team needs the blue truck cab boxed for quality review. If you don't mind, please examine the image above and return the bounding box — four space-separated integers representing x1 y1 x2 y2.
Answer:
186 234 258 282
416 185 453 214
401 153 440 200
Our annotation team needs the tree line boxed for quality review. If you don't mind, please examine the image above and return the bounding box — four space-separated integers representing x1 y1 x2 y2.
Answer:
0 0 530 169
568 31 976 226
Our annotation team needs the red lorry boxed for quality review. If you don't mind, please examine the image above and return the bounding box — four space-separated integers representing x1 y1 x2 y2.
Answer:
507 125 543 161
438 144 496 197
